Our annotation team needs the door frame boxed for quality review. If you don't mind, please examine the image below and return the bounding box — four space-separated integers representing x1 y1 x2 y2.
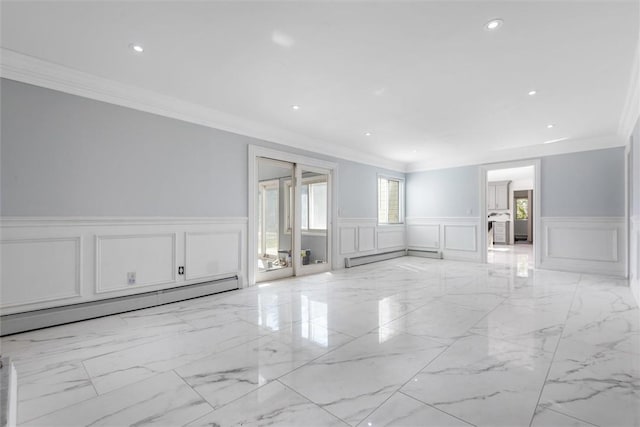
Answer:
479 158 541 268
248 145 338 286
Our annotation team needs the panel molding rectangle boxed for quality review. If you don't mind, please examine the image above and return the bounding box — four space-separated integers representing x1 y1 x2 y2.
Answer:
185 230 242 281
539 217 625 276
340 226 358 254
357 225 376 252
443 225 477 252
95 233 177 294
0 237 82 308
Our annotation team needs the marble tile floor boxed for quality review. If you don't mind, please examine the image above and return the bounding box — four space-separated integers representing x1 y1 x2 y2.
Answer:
1 256 638 426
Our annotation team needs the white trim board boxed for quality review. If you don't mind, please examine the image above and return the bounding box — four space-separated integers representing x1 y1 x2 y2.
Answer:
618 34 639 138
0 48 404 172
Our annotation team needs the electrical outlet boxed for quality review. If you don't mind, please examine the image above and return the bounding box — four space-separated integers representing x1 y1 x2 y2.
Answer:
178 266 185 275
127 272 136 285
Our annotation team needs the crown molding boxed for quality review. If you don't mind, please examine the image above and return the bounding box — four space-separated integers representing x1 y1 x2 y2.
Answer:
618 35 639 139
405 134 626 173
0 48 406 172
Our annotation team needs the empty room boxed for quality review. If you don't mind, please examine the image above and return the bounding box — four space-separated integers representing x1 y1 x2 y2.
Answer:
0 1 639 426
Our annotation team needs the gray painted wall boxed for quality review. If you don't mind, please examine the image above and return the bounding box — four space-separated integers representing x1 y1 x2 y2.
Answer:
406 165 479 218
406 148 625 218
541 148 625 217
1 79 401 218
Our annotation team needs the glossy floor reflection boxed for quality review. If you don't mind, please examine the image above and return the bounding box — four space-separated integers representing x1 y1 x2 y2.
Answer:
2 257 638 426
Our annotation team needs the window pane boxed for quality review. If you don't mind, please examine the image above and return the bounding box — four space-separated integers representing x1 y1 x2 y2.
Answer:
516 198 529 220
301 184 309 230
309 182 327 230
265 187 279 255
378 177 389 223
387 179 399 223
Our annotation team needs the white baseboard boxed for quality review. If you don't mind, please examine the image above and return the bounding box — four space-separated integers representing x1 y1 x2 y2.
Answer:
0 217 247 314
539 217 626 277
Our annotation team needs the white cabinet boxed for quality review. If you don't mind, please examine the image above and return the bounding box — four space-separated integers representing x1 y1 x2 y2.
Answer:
488 181 510 210
493 221 509 244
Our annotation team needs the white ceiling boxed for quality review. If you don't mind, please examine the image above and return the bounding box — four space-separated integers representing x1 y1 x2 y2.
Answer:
1 1 638 171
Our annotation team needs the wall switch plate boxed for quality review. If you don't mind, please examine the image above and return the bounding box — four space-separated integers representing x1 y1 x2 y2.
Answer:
127 272 136 285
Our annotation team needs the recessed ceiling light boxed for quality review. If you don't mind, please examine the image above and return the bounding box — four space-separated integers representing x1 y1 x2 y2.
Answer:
365 132 372 136
129 43 144 53
528 90 537 96
412 150 417 153
547 124 554 129
291 105 300 110
484 19 504 31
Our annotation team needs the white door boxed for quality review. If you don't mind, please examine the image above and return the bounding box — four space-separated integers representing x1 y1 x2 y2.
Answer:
294 165 332 276
256 157 294 282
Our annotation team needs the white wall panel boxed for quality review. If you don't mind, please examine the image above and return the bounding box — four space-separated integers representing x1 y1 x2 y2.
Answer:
407 224 440 249
185 231 241 281
540 217 625 276
0 217 247 314
377 228 405 249
444 225 477 252
358 226 376 252
340 226 357 254
1 237 81 308
96 233 176 293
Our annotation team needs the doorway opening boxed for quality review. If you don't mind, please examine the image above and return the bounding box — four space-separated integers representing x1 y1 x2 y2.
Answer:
480 160 541 270
249 147 337 286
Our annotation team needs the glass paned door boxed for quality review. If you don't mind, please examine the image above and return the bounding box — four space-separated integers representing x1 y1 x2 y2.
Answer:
295 166 331 275
256 157 294 282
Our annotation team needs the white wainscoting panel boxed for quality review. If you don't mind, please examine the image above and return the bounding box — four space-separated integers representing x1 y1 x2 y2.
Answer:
444 225 477 252
540 217 625 276
358 226 376 252
96 233 177 293
185 231 241 281
406 224 439 250
1 237 81 308
339 226 358 255
630 216 640 305
337 218 406 267
406 218 481 261
377 227 406 250
0 217 247 314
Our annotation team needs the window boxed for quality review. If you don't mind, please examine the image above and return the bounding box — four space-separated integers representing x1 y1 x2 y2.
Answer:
516 198 529 220
258 180 279 256
284 179 328 232
378 176 404 224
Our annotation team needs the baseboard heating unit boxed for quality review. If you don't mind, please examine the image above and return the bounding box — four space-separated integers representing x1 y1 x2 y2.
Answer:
0 276 239 336
345 250 407 268
407 249 443 259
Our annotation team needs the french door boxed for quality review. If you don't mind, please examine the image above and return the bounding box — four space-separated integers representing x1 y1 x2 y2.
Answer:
255 157 332 283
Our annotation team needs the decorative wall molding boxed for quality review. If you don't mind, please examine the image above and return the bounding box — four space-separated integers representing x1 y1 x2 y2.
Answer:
185 231 242 281
95 233 177 294
0 216 247 314
337 218 406 265
406 217 481 261
0 48 404 172
0 236 82 308
539 217 626 276
0 216 248 227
